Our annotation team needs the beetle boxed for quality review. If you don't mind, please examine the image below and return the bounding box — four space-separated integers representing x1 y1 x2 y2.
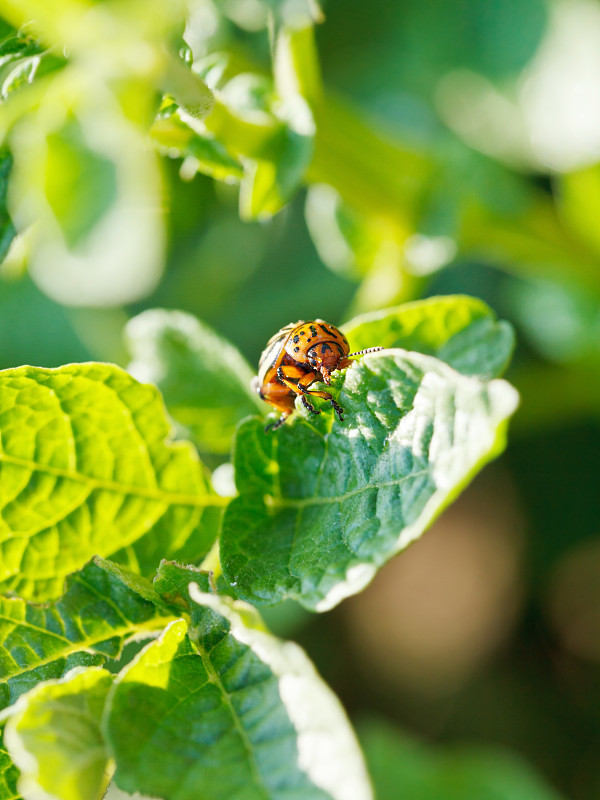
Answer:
252 319 383 431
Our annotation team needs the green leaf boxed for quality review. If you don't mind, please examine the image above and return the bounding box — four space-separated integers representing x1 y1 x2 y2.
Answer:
239 95 315 220
305 183 391 280
0 153 16 265
0 363 224 600
360 719 565 800
0 31 43 61
558 163 600 258
0 559 171 713
152 560 211 610
0 729 20 800
184 130 244 182
0 43 65 101
274 24 322 105
0 32 45 104
152 105 244 182
342 295 515 380
126 309 263 455
3 667 113 800
202 73 315 219
7 97 165 307
43 115 118 250
220 350 518 610
105 591 372 800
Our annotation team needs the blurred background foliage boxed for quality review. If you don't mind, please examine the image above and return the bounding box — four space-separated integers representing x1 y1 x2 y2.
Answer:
1 0 600 797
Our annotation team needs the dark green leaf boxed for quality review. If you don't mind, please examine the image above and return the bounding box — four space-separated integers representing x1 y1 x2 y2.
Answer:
0 560 170 713
0 153 16 264
220 350 518 610
0 729 20 800
0 32 43 60
153 559 211 607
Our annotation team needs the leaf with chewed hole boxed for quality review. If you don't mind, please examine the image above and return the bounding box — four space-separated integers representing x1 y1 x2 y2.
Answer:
220 350 518 611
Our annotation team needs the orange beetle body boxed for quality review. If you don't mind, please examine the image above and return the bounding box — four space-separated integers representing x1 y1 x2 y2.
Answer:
253 319 381 431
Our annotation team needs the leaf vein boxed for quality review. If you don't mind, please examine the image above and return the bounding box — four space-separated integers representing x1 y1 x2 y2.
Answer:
0 452 227 507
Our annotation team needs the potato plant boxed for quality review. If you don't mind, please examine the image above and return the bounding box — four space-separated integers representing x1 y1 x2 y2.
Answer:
0 1 578 798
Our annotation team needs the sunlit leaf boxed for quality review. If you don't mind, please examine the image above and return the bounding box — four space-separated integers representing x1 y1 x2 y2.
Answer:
239 95 315 220
0 364 224 600
0 29 65 101
343 295 515 379
559 163 600 258
274 24 322 105
221 350 518 610
4 667 113 800
201 73 315 219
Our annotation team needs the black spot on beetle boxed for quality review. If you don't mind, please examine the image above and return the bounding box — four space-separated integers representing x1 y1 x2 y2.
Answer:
310 325 318 337
293 335 300 343
294 346 300 352
321 342 332 353
318 324 329 335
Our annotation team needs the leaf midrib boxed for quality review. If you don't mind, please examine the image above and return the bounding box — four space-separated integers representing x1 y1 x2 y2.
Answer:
269 468 431 510
0 452 228 507
194 640 272 800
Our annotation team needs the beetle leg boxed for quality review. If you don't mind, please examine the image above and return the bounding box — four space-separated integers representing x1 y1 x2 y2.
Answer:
276 365 345 421
301 394 318 414
328 397 345 421
296 371 345 421
276 366 321 416
265 412 290 433
258 369 296 432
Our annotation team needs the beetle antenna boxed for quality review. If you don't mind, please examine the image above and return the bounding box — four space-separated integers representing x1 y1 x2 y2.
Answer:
347 347 385 357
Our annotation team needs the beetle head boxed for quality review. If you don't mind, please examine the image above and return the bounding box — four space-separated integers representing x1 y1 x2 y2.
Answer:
307 341 345 372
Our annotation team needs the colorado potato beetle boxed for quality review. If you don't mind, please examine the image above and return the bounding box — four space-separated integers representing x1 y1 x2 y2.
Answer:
252 319 383 431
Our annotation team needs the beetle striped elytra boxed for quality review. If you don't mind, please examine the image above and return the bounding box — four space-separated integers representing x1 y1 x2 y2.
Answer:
253 319 383 431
